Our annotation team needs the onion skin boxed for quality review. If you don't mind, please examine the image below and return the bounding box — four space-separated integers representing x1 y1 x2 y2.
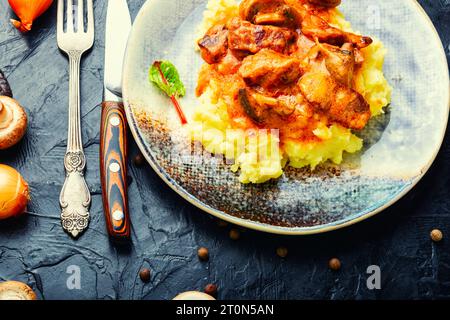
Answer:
8 0 54 33
0 281 37 300
0 164 29 220
173 291 216 300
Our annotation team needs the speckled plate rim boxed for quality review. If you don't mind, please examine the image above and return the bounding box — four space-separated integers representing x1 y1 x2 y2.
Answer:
123 0 450 236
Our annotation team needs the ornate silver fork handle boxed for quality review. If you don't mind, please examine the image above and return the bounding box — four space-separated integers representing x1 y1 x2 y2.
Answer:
57 0 94 238
59 50 91 238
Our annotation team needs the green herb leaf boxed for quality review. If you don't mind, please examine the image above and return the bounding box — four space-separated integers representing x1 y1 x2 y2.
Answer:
149 61 186 98
148 60 188 125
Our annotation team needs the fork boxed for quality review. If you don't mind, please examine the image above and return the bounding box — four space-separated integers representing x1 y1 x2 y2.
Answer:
57 0 94 238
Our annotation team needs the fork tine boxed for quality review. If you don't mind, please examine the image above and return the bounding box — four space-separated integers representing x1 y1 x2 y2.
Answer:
57 0 64 34
67 0 74 33
87 0 94 34
77 0 84 33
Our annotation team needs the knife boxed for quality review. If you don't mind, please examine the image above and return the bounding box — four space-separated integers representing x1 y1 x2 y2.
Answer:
100 0 132 241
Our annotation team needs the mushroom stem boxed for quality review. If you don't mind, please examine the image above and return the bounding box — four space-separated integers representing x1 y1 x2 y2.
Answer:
0 99 14 130
0 96 27 149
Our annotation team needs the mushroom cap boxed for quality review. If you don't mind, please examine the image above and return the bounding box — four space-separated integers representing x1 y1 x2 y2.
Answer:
0 96 27 150
239 0 302 28
307 0 342 8
0 281 37 300
0 70 13 98
240 0 277 21
173 291 216 300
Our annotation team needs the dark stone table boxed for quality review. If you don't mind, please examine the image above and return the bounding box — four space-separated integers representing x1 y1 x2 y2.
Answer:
0 0 449 300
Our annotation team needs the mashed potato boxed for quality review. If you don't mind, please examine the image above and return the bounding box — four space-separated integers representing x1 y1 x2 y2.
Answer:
198 0 239 36
190 0 392 184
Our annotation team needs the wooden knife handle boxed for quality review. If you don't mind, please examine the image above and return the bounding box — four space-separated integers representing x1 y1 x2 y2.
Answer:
100 101 130 241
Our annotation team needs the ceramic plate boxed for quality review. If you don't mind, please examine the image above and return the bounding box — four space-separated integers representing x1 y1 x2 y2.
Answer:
122 0 449 235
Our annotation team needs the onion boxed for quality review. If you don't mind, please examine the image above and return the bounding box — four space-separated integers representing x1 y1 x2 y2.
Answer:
173 291 216 300
0 281 37 300
0 164 29 220
8 0 54 33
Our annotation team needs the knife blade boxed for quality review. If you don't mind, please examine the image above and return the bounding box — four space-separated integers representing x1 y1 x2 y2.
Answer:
100 0 132 241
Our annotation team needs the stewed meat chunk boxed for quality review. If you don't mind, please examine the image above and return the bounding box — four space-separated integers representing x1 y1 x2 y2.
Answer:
330 85 371 130
299 72 370 130
227 18 297 55
321 43 356 86
239 88 298 124
198 24 229 64
301 14 372 49
239 49 303 89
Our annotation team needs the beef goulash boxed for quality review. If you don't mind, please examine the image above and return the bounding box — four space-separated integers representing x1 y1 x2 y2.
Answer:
197 0 372 137
192 0 392 183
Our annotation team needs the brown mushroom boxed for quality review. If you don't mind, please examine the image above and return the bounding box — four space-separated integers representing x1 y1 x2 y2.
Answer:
0 70 13 98
239 0 301 28
319 42 356 86
0 281 37 300
307 0 342 8
173 291 216 300
0 96 27 150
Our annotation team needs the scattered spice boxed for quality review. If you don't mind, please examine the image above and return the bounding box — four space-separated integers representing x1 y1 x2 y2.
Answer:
0 164 29 220
197 247 209 261
329 258 341 271
8 0 54 33
276 246 288 258
204 284 218 297
139 268 151 283
430 229 443 243
133 153 145 167
229 229 240 240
